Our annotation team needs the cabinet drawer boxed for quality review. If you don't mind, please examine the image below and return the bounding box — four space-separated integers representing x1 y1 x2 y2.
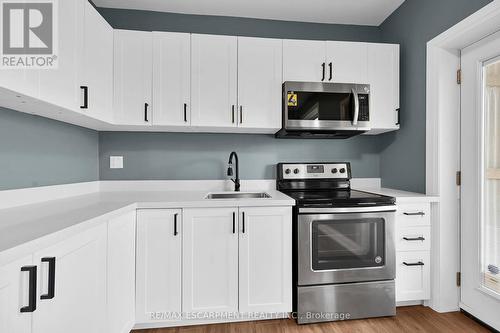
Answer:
397 203 431 227
396 251 430 302
396 226 431 251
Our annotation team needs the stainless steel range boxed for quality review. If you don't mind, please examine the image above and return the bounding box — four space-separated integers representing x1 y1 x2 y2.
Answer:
276 162 396 324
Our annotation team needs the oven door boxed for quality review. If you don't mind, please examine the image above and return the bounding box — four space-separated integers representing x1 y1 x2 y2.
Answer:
297 206 395 285
284 82 371 131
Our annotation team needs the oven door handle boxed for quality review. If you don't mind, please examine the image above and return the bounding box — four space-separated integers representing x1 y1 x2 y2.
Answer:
299 206 396 214
352 88 359 126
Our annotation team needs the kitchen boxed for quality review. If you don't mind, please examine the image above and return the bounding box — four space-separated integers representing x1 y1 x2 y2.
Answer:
0 0 499 332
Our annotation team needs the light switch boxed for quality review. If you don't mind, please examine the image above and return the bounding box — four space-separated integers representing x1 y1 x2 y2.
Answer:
110 156 123 169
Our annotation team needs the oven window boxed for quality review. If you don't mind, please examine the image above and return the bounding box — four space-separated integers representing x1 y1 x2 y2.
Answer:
311 218 385 270
288 91 354 121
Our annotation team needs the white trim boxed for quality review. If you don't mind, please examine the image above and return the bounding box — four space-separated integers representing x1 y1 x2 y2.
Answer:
426 0 500 314
459 302 500 330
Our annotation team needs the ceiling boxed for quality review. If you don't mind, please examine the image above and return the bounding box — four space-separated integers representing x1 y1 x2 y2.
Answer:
93 0 405 26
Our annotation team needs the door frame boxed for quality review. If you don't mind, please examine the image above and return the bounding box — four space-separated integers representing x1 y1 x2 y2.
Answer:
426 0 500 319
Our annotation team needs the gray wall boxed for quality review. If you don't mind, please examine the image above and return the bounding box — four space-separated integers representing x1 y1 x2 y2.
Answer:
97 8 385 182
0 108 99 190
378 0 492 192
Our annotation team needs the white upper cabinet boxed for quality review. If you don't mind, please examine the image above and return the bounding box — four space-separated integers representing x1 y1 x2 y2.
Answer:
239 207 292 313
38 0 83 111
326 41 368 84
182 208 239 313
367 43 400 134
152 32 191 126
237 37 282 130
80 0 114 122
191 34 238 128
283 39 326 82
113 30 152 125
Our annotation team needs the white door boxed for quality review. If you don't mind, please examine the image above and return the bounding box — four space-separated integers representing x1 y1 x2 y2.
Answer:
32 224 107 333
191 34 237 128
461 30 500 330
182 208 239 313
0 256 34 333
107 211 136 333
38 0 83 111
367 43 400 134
237 37 282 130
283 39 326 82
239 207 292 313
136 209 182 324
113 30 152 126
326 41 368 84
152 32 191 126
81 0 113 122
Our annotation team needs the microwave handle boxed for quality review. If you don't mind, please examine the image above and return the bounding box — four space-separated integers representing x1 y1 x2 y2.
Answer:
352 89 359 126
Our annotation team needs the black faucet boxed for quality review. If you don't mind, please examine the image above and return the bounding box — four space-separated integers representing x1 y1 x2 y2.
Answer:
227 152 240 192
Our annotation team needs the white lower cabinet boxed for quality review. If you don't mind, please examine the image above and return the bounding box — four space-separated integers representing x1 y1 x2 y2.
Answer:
0 255 34 333
395 202 431 303
136 209 182 324
32 224 107 333
239 207 292 313
107 211 136 333
182 208 239 313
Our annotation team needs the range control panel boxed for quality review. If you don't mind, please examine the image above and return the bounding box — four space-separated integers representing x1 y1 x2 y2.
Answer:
278 163 351 180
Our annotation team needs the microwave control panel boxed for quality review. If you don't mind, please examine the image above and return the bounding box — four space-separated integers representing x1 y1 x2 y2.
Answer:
358 94 370 122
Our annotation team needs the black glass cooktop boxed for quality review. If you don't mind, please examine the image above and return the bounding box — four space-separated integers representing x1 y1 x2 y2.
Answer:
284 189 395 207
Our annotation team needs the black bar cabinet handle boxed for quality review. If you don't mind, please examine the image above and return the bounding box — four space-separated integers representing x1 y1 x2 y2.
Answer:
239 105 243 124
174 213 178 236
40 257 56 300
396 108 401 125
321 63 326 81
403 236 425 241
232 212 236 234
144 103 149 122
403 261 425 266
329 62 333 81
232 105 235 123
20 266 37 313
242 212 245 233
184 103 188 122
80 86 88 109
403 212 425 216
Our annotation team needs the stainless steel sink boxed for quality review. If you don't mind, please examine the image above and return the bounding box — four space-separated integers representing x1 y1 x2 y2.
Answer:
205 192 272 199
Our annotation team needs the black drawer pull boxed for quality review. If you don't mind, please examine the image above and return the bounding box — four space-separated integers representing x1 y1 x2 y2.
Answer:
232 212 236 234
403 212 425 216
239 105 243 124
242 212 245 234
144 103 149 122
396 108 400 125
329 62 333 81
80 86 88 109
184 103 188 122
174 213 179 236
403 261 425 266
321 63 326 81
41 257 56 300
403 236 425 241
20 266 37 313
232 105 235 123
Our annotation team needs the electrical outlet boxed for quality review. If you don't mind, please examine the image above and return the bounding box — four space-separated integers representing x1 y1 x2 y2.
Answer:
110 156 123 169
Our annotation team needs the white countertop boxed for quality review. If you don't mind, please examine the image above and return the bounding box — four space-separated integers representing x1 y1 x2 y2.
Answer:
354 187 440 203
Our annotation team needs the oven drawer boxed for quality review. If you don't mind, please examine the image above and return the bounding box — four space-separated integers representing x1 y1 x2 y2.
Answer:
397 203 430 227
396 226 431 251
396 251 430 302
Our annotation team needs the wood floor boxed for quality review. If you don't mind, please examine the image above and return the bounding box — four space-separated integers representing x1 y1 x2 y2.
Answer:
133 306 492 333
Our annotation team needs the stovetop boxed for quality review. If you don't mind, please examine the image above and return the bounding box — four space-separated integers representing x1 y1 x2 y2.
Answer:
282 189 395 208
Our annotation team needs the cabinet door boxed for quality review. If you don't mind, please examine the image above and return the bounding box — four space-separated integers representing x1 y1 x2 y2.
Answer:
113 30 152 126
191 34 237 127
237 37 282 130
367 43 400 133
38 0 83 111
183 208 239 313
283 39 326 82
107 212 136 333
32 224 107 333
81 0 113 122
0 256 34 333
326 41 368 84
136 209 182 324
152 32 191 126
396 251 431 302
239 207 292 313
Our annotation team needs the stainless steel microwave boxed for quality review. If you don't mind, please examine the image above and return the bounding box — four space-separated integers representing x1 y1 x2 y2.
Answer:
276 82 371 139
